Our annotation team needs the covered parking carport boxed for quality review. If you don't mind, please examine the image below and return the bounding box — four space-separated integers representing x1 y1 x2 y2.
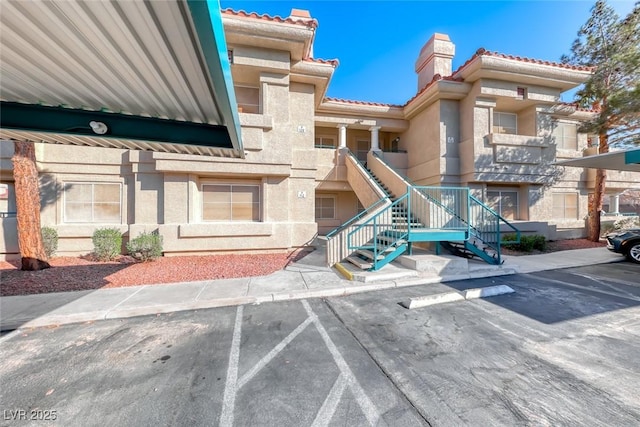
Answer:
0 0 243 268
556 148 640 216
555 148 640 173
0 0 242 156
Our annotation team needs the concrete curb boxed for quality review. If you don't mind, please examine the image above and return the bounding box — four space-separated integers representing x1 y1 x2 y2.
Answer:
401 285 516 310
0 248 625 331
463 285 515 300
400 292 465 309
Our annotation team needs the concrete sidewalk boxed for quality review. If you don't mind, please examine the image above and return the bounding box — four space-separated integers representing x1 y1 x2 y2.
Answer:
0 247 625 331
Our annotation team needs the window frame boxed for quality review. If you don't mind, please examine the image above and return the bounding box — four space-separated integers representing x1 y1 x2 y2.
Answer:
553 121 578 150
486 188 519 220
201 182 262 222
315 195 336 220
552 192 579 220
234 84 260 114
315 135 337 149
63 182 122 224
493 112 518 135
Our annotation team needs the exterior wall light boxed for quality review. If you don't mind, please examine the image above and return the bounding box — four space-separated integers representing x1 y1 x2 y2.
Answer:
89 121 108 135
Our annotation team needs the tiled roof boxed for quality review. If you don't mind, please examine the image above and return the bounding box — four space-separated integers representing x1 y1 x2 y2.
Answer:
221 8 318 28
305 58 339 67
452 48 594 76
323 97 403 108
556 101 600 113
404 74 463 106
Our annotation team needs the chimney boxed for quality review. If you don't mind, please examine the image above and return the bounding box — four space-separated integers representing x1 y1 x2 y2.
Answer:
289 9 315 58
415 33 455 90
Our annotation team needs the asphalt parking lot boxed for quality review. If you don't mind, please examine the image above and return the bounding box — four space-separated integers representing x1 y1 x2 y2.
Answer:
1 263 639 426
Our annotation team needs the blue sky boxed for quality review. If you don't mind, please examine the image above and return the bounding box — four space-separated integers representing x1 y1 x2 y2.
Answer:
220 1 636 105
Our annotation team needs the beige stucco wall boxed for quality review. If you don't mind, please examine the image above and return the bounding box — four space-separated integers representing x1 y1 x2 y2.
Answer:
401 101 440 185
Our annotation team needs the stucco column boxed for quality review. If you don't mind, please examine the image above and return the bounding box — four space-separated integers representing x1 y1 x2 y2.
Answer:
610 194 620 215
369 126 381 152
338 124 347 148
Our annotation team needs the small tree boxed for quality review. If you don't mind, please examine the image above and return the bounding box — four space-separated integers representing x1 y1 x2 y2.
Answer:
562 1 640 241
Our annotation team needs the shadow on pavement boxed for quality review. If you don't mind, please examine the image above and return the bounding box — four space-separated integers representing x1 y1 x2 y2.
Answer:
443 265 640 324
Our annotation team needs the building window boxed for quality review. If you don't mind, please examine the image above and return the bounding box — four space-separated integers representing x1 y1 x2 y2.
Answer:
64 183 121 223
234 85 259 114
202 183 260 221
315 136 336 149
486 189 519 220
553 193 578 220
516 87 527 99
553 122 578 150
493 112 518 135
0 182 16 217
315 196 335 220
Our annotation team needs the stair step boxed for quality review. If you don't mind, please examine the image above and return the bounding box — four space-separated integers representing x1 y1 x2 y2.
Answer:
356 249 386 261
346 256 372 270
376 235 407 246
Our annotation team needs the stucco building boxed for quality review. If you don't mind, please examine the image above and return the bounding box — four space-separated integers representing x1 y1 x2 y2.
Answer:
1 7 638 265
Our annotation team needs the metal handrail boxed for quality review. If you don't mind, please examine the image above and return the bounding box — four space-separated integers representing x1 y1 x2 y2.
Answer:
325 148 391 240
347 194 410 267
325 197 388 239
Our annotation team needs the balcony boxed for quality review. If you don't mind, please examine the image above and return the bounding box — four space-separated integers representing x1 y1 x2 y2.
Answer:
487 133 546 148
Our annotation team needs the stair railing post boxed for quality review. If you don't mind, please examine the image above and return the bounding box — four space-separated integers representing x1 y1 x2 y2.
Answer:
373 217 378 270
407 186 412 242
466 189 471 239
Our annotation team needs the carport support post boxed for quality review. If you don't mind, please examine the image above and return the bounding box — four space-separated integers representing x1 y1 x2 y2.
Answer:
610 194 620 215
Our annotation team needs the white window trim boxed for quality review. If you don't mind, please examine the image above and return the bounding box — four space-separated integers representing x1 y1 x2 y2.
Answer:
315 195 336 220
493 111 518 135
553 121 578 151
552 192 579 220
486 188 519 220
201 181 262 222
63 182 122 224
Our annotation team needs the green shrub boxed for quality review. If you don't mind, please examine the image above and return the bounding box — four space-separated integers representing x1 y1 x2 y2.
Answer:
92 228 122 261
126 231 163 262
41 227 58 258
502 233 519 243
503 234 546 252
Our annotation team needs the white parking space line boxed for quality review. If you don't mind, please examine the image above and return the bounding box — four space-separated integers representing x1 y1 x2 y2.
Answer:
237 316 313 389
570 273 640 299
527 274 640 302
220 305 243 427
220 301 381 426
302 300 380 426
311 374 347 427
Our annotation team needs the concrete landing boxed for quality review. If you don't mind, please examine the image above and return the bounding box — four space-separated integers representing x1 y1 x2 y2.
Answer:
336 250 516 283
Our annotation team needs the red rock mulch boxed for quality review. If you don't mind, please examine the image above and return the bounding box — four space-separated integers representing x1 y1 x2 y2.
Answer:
1 239 607 297
0 250 311 297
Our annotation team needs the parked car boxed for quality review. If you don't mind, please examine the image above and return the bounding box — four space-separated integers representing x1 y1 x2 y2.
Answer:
606 229 640 263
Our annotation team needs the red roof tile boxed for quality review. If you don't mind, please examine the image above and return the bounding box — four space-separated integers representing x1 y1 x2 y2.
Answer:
222 8 318 28
452 48 593 76
557 101 600 113
323 97 403 108
305 58 339 67
404 74 463 107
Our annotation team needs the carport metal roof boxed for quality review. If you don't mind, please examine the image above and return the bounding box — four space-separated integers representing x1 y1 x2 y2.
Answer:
555 148 640 173
0 0 243 158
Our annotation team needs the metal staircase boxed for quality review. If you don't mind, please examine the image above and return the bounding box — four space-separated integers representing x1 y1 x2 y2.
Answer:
326 152 520 271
